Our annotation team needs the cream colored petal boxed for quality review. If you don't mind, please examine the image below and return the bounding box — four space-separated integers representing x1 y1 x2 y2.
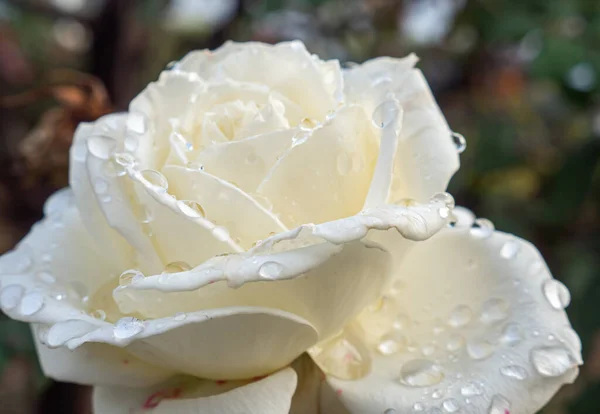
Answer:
194 128 295 194
344 56 460 202
65 306 317 380
33 325 174 387
320 218 582 414
258 105 379 227
93 367 297 414
178 40 342 120
162 166 286 249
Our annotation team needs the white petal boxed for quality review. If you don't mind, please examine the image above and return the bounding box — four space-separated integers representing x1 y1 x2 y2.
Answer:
258 105 379 227
320 220 582 414
93 367 297 414
178 40 342 121
33 325 174 387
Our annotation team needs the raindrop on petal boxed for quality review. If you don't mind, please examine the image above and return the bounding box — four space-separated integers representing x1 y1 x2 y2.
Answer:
87 135 116 160
176 200 205 218
542 279 571 310
114 317 144 339
397 359 444 387
467 340 495 360
141 170 168 193
447 305 472 327
258 261 283 280
20 291 44 316
119 269 144 286
372 100 400 128
451 132 466 153
500 365 528 380
0 285 25 309
530 346 577 377
500 240 520 259
460 381 484 397
480 298 509 324
430 192 455 209
442 398 460 412
469 218 494 239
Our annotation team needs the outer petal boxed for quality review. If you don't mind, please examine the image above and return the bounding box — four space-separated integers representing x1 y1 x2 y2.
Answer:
319 217 582 413
93 367 297 414
344 56 460 202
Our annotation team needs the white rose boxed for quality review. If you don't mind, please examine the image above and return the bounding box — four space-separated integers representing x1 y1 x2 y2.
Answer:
0 41 581 414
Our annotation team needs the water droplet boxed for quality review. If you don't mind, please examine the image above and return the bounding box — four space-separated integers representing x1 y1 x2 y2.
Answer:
393 314 411 330
438 207 450 219
500 323 523 346
337 153 351 175
446 334 465 351
488 394 511 414
447 305 472 327
431 389 444 399
258 261 283 279
442 398 460 412
87 135 116 160
500 365 528 380
530 346 577 377
36 271 56 284
397 359 444 387
421 344 436 356
460 381 483 397
0 285 25 309
140 170 168 193
413 402 425 412
93 177 109 194
114 317 144 339
372 100 400 128
451 132 466 153
480 298 509 323
469 218 495 239
133 204 153 224
430 192 455 209
19 291 44 316
113 152 135 176
212 226 230 242
119 269 144 286
90 309 107 320
176 200 205 218
384 409 396 414
127 113 146 134
500 240 520 259
377 331 406 356
163 261 191 273
542 279 571 310
174 312 187 321
467 340 495 360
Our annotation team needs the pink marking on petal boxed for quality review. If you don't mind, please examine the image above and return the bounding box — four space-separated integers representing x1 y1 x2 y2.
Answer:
336 389 343 396
216 380 227 385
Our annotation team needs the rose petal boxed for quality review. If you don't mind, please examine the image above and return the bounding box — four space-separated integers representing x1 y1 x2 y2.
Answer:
93 367 297 414
258 105 379 227
162 166 286 249
319 218 582 413
33 325 174 387
65 306 318 380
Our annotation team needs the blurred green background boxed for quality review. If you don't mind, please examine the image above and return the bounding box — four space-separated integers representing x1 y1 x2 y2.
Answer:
0 0 599 413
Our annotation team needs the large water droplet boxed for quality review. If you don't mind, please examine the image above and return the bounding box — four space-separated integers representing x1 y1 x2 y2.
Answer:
176 200 205 218
87 135 116 160
119 269 144 286
430 192 455 209
372 100 400 128
500 365 528 380
451 132 466 153
163 261 191 273
469 218 494 239
480 298 509 324
114 317 144 339
542 279 571 310
500 240 520 259
258 261 283 279
460 381 484 397
438 207 450 219
413 402 425 412
442 398 460 412
397 359 444 387
127 113 147 134
113 152 135 176
0 285 25 309
186 161 205 171
467 340 495 360
530 346 577 377
446 334 465 351
488 394 511 414
447 305 472 327
377 332 406 356
141 170 168 193
20 291 44 316
500 323 523 346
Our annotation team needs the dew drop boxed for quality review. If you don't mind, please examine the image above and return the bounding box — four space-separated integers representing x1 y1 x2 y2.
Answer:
530 346 577 377
212 226 230 242
430 192 455 209
397 359 444 387
36 271 56 284
185 161 205 171
133 205 153 224
500 240 520 259
413 402 425 411
384 409 396 414
451 132 466 153
119 269 144 286
431 389 444 399
421 344 436 356
447 305 472 327
438 207 450 219
500 365 528 380
176 200 205 218
469 218 495 239
90 309 107 320
113 152 135 176
488 394 511 414
87 135 116 160
393 314 411 330
542 279 571 310
372 100 400 128
377 332 406 356
258 261 283 279
442 398 460 412
0 285 25 309
20 291 44 316
337 153 351 175
141 170 168 193
174 312 187 321
446 334 465 351
127 113 147 134
93 177 109 194
114 317 144 339
500 323 523 346
163 261 192 273
460 381 484 397
467 340 495 360
480 298 509 324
